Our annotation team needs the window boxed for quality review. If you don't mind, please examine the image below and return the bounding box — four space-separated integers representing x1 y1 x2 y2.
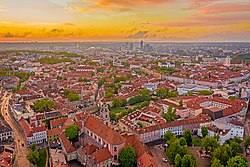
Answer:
114 155 117 160
114 147 117 152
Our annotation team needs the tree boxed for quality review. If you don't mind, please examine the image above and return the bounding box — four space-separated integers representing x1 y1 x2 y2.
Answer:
118 146 136 167
229 96 237 100
201 136 219 154
98 78 105 88
112 98 122 108
67 92 80 102
166 140 188 164
187 91 193 96
105 91 114 98
121 99 127 107
139 88 150 97
31 143 38 151
179 137 187 146
162 106 176 122
243 136 250 151
198 90 214 95
174 154 182 167
201 126 208 138
65 125 79 142
212 144 233 166
227 156 248 167
27 150 40 166
63 89 71 96
164 130 177 144
156 87 169 99
179 100 183 107
211 158 223 167
34 98 55 112
181 154 196 167
183 129 192 146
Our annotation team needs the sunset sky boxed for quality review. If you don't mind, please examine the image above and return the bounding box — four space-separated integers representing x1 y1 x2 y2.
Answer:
0 0 250 41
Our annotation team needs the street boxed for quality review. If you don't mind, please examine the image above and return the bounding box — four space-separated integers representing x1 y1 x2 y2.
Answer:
0 92 31 167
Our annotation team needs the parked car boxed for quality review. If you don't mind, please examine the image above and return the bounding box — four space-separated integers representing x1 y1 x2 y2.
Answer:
162 158 168 163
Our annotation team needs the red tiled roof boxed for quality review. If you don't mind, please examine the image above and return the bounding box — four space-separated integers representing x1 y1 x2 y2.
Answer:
59 133 76 153
91 147 112 164
84 116 125 145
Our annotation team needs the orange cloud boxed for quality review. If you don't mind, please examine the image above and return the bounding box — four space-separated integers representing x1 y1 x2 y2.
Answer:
199 2 250 14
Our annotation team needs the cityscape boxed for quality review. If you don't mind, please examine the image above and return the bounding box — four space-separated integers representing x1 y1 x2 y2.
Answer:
0 1 250 167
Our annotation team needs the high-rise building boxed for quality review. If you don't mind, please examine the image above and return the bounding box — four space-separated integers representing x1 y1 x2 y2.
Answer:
140 40 144 50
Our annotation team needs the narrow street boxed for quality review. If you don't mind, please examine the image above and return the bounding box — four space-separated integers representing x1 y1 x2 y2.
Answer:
1 93 31 167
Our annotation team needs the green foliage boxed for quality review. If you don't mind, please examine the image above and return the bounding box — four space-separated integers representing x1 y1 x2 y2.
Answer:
27 150 40 166
36 57 73 64
67 92 80 102
128 95 149 105
137 121 146 128
112 98 122 108
65 125 79 142
243 136 250 150
192 138 201 146
139 88 150 97
156 88 178 99
198 90 214 95
164 130 177 144
201 136 219 154
98 78 105 88
78 77 90 82
118 146 136 167
34 98 55 112
227 156 248 167
181 154 196 167
166 139 188 164
201 126 208 138
162 106 176 122
175 154 182 167
179 100 183 107
229 96 237 100
37 148 47 167
153 66 179 74
97 67 104 73
179 137 187 146
211 158 223 167
183 129 193 146
63 89 71 96
187 91 193 96
156 87 169 99
105 90 114 98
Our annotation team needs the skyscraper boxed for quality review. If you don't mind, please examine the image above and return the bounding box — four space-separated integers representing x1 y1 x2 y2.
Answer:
140 40 144 50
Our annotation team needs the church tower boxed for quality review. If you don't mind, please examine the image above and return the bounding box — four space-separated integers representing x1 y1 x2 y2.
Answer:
99 104 110 126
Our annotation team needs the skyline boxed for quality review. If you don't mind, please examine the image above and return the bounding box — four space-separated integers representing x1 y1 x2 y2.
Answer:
0 0 250 42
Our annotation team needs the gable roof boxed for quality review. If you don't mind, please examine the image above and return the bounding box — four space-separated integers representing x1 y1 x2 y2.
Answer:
84 115 125 145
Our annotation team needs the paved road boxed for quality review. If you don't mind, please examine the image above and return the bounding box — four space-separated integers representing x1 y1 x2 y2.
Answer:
1 93 31 167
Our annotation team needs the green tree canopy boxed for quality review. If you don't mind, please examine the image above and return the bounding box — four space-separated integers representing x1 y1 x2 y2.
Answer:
227 156 248 167
211 158 223 167
183 129 193 146
118 146 136 167
201 126 208 138
175 154 182 167
139 88 150 97
67 92 80 102
162 106 176 122
27 150 40 166
34 98 55 112
156 87 169 99
181 154 196 167
201 136 219 154
112 98 122 108
164 130 177 144
65 125 79 142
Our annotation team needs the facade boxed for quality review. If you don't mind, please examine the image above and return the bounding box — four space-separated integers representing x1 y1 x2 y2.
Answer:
19 118 47 145
83 115 125 161
0 120 14 143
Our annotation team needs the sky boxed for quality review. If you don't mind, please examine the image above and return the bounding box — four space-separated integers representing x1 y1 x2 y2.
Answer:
0 0 250 42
